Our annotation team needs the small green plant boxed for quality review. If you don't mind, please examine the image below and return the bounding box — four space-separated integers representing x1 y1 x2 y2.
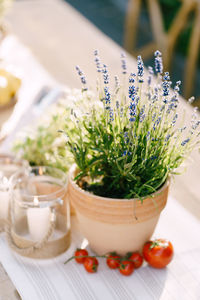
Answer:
14 89 95 172
63 51 200 199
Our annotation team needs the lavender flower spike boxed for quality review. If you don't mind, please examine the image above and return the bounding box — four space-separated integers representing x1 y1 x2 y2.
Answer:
148 66 154 86
154 50 163 74
162 72 171 103
75 65 88 90
109 108 114 122
94 49 101 73
128 73 136 99
181 138 190 146
139 105 145 122
171 113 178 126
129 101 137 122
174 80 181 93
137 56 144 83
167 80 181 113
104 86 111 110
114 75 119 89
121 52 127 75
102 64 109 85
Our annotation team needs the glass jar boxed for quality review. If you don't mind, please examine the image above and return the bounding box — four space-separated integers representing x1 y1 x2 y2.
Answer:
0 154 28 223
9 166 70 258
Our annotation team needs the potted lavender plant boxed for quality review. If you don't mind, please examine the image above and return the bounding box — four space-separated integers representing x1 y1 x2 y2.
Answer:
64 51 200 255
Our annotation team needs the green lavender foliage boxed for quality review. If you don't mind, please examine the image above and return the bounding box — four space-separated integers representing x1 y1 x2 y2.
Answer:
63 52 200 199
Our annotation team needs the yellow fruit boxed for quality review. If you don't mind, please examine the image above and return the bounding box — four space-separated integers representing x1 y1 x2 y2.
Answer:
0 69 21 106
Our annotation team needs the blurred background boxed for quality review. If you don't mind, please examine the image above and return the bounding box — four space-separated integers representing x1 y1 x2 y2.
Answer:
0 0 199 114
65 0 200 106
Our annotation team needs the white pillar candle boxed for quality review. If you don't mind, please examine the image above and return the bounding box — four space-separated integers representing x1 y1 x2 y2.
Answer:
0 191 9 220
27 196 51 241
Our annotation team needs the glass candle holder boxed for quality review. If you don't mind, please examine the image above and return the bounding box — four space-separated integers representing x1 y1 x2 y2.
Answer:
9 166 70 258
0 154 28 223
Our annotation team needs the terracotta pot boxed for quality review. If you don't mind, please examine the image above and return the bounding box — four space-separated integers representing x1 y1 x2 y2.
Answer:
68 165 169 255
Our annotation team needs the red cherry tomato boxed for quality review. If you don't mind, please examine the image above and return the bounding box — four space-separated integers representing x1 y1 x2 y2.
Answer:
84 257 99 273
106 253 121 269
74 248 89 264
143 239 174 269
129 252 143 269
119 260 134 276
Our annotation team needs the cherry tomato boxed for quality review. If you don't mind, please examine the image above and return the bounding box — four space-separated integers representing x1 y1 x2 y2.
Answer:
74 248 89 264
119 260 134 276
129 252 143 269
143 239 174 269
106 253 121 269
84 257 99 273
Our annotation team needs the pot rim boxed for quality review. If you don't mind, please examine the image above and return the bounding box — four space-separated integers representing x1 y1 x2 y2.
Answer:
69 164 170 202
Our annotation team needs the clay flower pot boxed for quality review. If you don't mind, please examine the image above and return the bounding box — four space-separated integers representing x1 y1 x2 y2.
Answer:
68 165 170 255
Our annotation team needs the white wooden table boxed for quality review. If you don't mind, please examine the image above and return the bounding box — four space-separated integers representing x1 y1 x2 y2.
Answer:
0 0 200 299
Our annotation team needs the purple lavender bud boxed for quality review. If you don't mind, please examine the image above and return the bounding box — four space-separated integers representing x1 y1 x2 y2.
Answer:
160 105 165 112
181 138 190 146
192 120 200 130
152 113 156 121
179 126 186 132
171 113 178 126
162 72 171 97
122 150 127 156
114 75 119 88
129 85 136 99
152 94 158 103
154 50 163 74
165 134 171 142
94 50 101 73
150 155 158 160
124 132 129 144
148 66 154 74
120 107 123 118
121 52 127 75
146 131 150 140
116 100 120 109
129 99 137 122
153 116 161 130
75 65 88 90
128 73 136 100
137 56 144 83
104 86 111 109
129 77 135 84
148 66 154 86
102 64 109 84
109 108 114 122
139 105 145 122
